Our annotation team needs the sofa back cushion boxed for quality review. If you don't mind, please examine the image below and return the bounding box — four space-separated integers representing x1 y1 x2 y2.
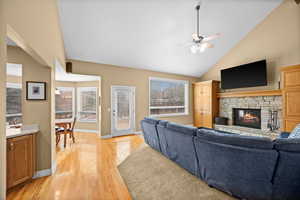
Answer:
197 129 274 149
163 122 199 176
272 138 300 200
274 138 300 152
194 131 278 200
156 120 169 157
198 127 235 135
140 118 161 152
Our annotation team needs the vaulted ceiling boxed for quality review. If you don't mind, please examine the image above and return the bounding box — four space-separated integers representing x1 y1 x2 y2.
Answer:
58 0 282 77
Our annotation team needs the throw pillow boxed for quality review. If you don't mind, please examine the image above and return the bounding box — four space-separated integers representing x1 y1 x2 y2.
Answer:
288 124 300 138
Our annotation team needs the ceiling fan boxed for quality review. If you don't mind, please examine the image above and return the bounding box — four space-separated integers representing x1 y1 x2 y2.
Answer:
187 1 221 54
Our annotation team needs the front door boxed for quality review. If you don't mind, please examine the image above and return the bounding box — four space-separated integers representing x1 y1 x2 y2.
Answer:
111 86 135 137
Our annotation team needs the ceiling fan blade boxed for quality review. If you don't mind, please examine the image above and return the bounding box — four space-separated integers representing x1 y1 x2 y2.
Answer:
203 33 221 42
199 42 214 52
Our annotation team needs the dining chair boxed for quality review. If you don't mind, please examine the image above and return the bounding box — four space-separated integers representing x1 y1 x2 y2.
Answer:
56 117 77 148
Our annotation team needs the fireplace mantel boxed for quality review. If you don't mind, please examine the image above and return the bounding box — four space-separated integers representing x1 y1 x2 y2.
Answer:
217 89 282 98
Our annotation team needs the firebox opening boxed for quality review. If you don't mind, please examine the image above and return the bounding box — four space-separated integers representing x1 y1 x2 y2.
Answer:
233 108 261 129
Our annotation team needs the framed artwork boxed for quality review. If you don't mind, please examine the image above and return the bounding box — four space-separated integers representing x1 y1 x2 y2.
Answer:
26 81 46 100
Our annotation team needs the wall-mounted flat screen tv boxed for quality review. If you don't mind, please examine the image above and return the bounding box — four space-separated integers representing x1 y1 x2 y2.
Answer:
221 60 267 89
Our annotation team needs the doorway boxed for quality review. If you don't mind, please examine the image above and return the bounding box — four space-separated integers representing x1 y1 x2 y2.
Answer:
111 86 135 137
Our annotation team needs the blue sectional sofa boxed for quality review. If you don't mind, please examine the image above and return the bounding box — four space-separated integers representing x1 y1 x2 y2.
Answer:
140 118 300 200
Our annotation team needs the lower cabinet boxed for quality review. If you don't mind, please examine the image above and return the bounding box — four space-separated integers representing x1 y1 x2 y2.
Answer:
7 134 36 189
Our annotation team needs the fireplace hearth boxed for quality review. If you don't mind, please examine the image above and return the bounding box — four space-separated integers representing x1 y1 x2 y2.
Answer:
233 108 261 129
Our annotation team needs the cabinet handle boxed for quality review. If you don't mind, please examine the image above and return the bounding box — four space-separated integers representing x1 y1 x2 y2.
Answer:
9 142 14 151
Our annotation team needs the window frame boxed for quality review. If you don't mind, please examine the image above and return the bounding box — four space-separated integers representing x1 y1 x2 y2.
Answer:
55 87 75 122
149 77 189 117
77 87 98 123
6 82 23 125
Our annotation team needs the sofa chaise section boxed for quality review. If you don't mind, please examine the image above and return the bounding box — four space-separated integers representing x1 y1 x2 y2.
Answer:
194 129 278 200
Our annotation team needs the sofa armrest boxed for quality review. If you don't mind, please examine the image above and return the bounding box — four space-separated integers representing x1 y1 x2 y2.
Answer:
278 132 290 139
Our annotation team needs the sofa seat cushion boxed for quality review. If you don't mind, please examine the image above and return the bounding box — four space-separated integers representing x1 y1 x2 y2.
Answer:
288 124 300 138
197 129 274 149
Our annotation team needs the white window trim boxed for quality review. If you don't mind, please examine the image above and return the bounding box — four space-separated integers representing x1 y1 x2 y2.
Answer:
6 82 22 89
149 77 189 117
55 87 75 122
6 83 22 118
77 87 97 123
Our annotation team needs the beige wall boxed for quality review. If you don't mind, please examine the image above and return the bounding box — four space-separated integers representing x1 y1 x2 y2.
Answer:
55 80 100 131
70 60 200 136
1 0 65 197
200 0 300 91
0 0 7 197
7 46 52 171
4 0 65 68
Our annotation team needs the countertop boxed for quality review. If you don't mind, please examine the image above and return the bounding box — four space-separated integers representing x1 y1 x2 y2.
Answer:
6 124 39 139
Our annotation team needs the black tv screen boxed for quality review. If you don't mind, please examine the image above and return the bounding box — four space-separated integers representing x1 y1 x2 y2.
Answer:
221 60 267 89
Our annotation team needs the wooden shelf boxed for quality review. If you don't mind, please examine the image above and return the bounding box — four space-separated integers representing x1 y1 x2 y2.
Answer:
217 89 282 98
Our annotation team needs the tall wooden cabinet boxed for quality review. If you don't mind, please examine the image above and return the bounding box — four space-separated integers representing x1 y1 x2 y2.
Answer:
193 80 219 128
281 65 300 132
7 134 36 189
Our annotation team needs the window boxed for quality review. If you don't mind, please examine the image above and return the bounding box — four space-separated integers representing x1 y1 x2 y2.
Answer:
55 87 75 120
77 87 97 122
6 83 22 125
149 77 188 117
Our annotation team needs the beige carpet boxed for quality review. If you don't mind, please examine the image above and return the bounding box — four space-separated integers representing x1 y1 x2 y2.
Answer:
118 145 237 200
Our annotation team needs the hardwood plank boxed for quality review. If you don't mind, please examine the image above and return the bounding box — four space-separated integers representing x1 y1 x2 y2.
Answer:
7 132 144 200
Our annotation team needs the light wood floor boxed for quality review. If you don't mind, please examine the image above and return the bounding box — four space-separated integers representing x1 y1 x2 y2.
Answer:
7 132 144 200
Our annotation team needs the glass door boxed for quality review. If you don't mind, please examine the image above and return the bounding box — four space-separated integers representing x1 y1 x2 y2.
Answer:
111 86 135 137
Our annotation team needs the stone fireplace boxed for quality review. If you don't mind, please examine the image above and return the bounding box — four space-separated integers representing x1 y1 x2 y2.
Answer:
233 108 261 129
219 96 282 131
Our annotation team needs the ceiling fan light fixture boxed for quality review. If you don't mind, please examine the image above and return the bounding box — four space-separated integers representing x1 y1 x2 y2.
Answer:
190 45 198 54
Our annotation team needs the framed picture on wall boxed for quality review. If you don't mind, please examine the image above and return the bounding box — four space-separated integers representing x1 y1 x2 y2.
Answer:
26 81 46 100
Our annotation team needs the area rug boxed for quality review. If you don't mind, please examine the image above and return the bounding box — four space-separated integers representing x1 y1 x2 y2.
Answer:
118 144 236 200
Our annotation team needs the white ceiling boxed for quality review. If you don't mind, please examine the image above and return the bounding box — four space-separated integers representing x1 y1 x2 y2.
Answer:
58 0 282 77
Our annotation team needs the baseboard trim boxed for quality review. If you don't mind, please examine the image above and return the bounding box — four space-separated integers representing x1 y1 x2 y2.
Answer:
101 134 112 139
51 160 57 174
33 168 52 179
74 129 98 134
102 131 142 139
